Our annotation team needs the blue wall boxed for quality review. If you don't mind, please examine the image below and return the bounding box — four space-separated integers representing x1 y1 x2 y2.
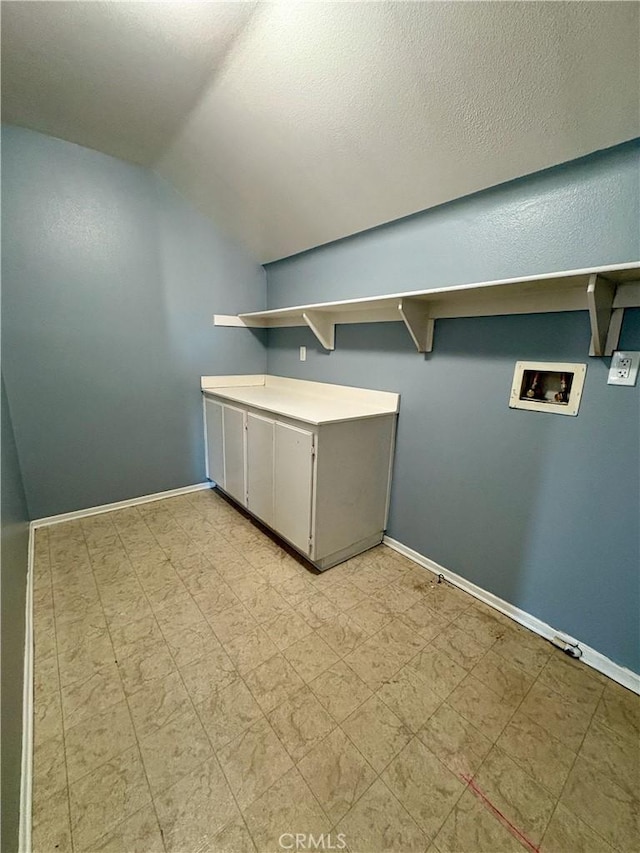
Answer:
1 377 30 853
266 142 640 673
2 126 267 519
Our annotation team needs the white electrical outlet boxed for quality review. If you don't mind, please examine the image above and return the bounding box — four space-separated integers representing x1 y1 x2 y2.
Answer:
607 351 640 387
299 346 307 362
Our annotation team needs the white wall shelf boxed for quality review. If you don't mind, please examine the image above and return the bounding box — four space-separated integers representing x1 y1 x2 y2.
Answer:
214 262 640 356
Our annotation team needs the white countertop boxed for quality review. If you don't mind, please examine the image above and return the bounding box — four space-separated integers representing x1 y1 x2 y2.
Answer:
201 375 399 425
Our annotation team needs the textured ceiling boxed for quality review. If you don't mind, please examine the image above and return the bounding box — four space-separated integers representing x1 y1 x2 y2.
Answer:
1 1 257 165
3 1 639 262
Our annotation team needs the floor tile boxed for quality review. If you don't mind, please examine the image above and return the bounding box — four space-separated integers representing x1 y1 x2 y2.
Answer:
579 714 640 798
455 607 509 647
65 699 136 783
373 580 424 615
179 645 238 704
218 716 294 809
275 574 316 606
342 695 412 772
537 654 605 710
154 755 239 852
33 733 67 804
262 609 314 651
518 680 595 752
268 686 336 762
295 592 341 629
69 745 151 851
144 576 191 613
336 778 428 853
315 611 368 656
34 652 60 698
83 805 163 852
209 816 258 853
407 646 467 699
116 636 177 695
244 653 305 713
34 681 64 746
197 677 264 749
376 662 442 732
139 706 213 796
447 674 519 742
433 788 525 853
154 595 205 635
470 650 534 703
225 624 280 675
32 786 73 853
162 619 224 669
60 660 125 730
592 682 640 741
127 669 191 740
562 754 640 851
540 803 615 853
308 660 373 722
422 583 473 621
243 767 329 853
297 728 377 825
399 600 450 641
417 702 492 780
283 632 340 683
110 612 163 648
226 573 269 603
344 619 425 690
208 602 257 644
345 596 395 636
321 580 368 612
192 582 242 622
496 712 576 797
101 580 154 630
474 747 557 845
382 737 465 839
492 626 551 676
394 565 437 597
57 626 115 688
242 586 293 624
432 622 492 670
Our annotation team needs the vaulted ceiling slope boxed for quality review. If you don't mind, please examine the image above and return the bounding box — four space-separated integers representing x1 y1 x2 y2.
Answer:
3 1 639 263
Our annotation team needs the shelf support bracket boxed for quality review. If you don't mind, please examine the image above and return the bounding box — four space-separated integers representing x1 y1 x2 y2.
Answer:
398 298 434 353
587 274 617 356
302 311 335 351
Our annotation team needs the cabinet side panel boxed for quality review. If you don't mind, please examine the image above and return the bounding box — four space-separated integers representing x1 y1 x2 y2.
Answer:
247 412 275 526
222 405 246 504
274 423 314 554
314 415 395 560
204 398 225 486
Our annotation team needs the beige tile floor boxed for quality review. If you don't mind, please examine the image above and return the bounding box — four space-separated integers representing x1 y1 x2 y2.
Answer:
31 489 639 853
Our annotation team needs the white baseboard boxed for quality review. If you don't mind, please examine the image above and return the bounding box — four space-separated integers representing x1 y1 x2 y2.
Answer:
384 536 640 695
31 482 212 528
19 524 35 853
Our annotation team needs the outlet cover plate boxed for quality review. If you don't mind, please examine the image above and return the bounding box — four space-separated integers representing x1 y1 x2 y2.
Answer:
607 351 640 386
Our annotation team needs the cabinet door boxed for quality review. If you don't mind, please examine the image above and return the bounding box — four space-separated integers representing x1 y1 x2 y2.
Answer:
246 412 275 526
204 398 224 486
222 405 246 504
274 422 314 554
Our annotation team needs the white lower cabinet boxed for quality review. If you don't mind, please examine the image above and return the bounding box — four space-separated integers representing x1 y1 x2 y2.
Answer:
221 404 245 504
202 377 399 570
246 412 275 527
274 422 314 555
